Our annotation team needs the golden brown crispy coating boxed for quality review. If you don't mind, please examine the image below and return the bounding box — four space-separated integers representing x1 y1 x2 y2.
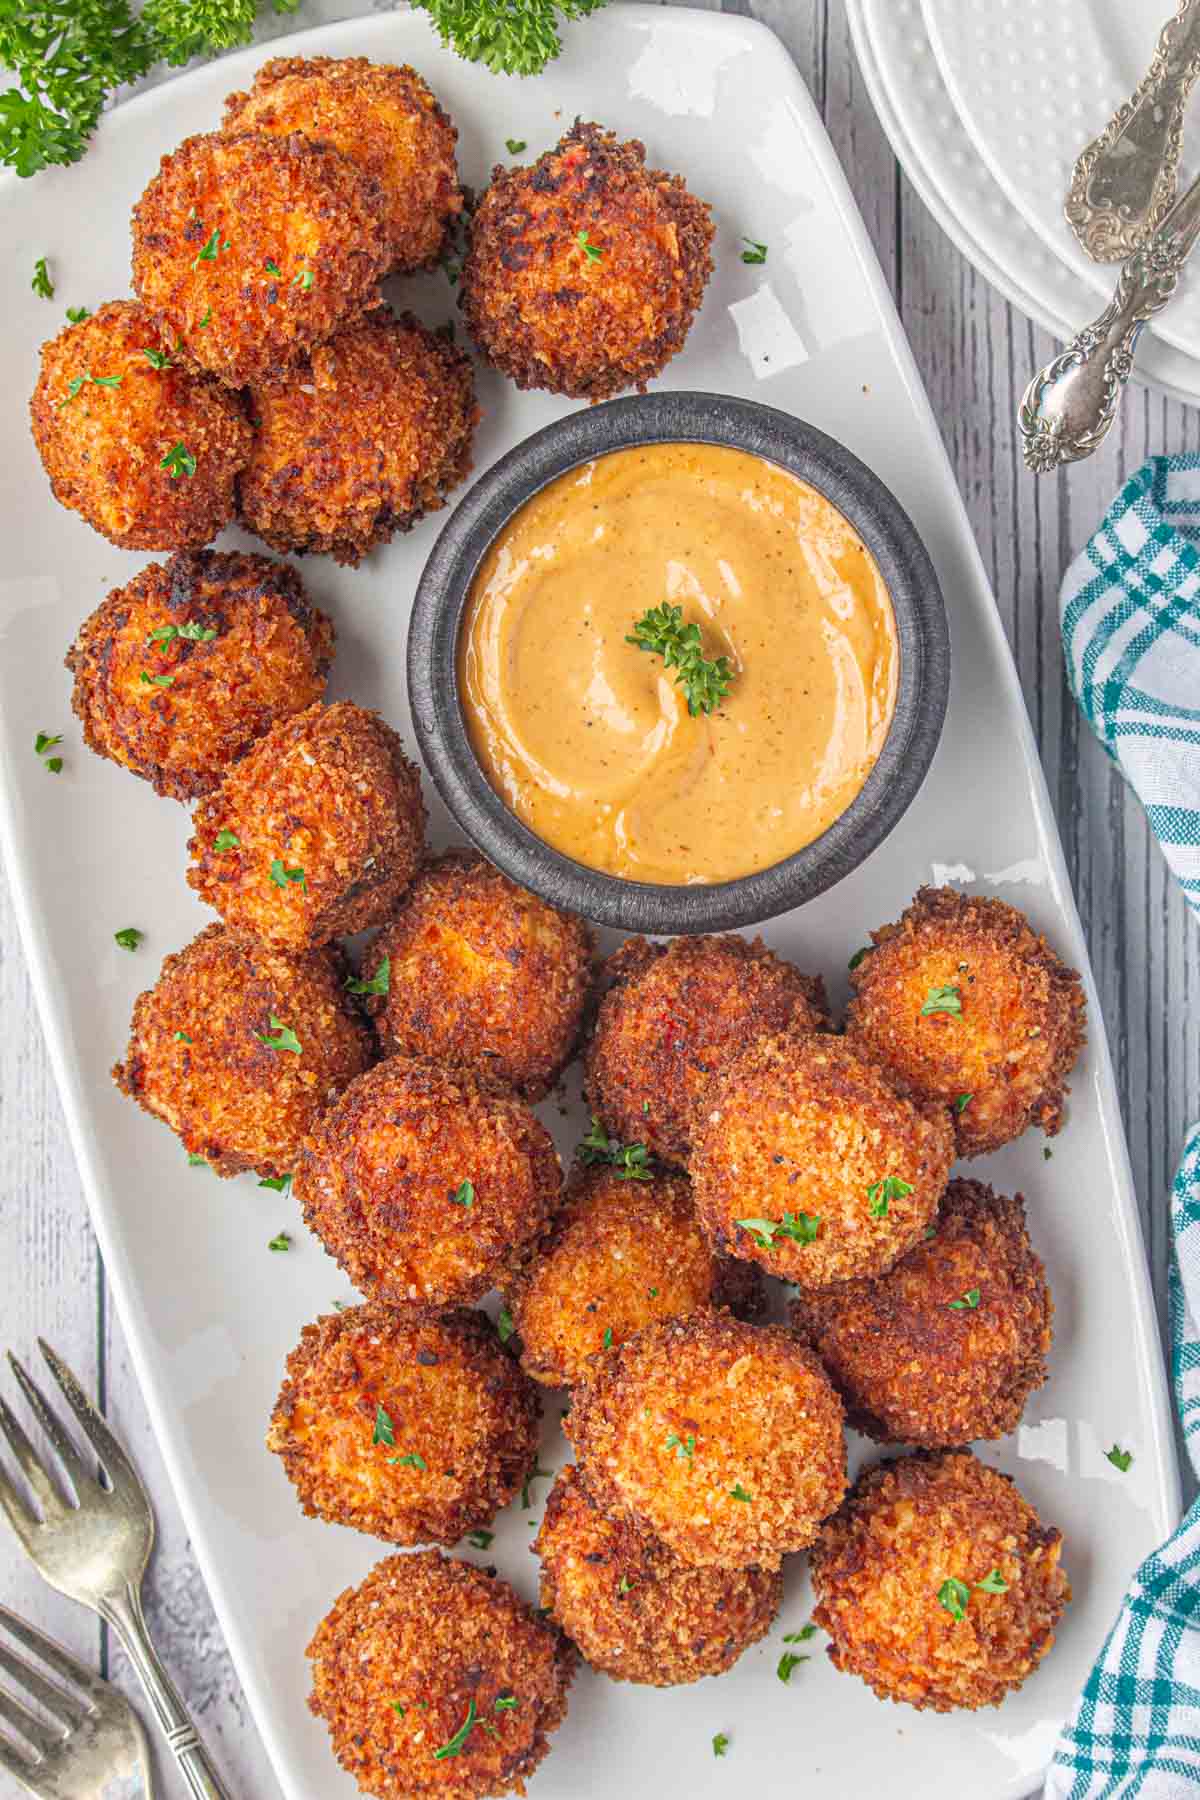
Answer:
112 923 373 1178
362 849 593 1102
29 301 250 550
535 1464 781 1685
461 121 714 400
239 313 477 566
65 551 333 802
508 1162 762 1389
584 933 828 1166
187 701 425 949
564 1311 846 1570
811 1450 1069 1711
307 1550 574 1800
845 886 1087 1157
131 131 389 388
267 1303 540 1546
223 56 462 274
296 1056 562 1307
790 1179 1052 1445
690 1032 954 1289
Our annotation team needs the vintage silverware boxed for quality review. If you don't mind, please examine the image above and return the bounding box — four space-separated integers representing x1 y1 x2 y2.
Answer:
0 1341 233 1800
0 1602 154 1799
1020 169 1200 472
1065 0 1200 261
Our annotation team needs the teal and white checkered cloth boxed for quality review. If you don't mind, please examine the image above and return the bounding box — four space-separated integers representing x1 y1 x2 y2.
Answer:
1047 456 1200 1797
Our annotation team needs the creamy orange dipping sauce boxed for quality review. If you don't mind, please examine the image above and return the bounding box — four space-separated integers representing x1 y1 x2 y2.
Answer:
458 442 898 886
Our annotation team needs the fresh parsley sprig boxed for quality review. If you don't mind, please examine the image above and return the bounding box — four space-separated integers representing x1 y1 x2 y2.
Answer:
411 0 610 78
627 602 734 717
578 1116 653 1181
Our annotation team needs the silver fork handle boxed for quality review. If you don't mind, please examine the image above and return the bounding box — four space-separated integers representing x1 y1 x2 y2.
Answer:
100 1585 235 1800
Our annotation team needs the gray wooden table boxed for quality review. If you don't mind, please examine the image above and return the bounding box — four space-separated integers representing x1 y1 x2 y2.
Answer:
2 2 1197 1794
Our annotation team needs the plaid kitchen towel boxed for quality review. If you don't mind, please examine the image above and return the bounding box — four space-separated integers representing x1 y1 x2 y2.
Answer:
1047 456 1200 1798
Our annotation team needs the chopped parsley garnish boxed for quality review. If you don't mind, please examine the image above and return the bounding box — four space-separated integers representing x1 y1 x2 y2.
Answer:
740 237 768 265
782 1624 818 1644
58 369 122 406
847 945 871 970
496 1308 516 1344
372 1403 395 1448
267 1231 291 1252
627 601 733 717
160 442 196 479
213 830 240 851
392 1701 406 1717
975 1568 1009 1594
1043 1146 1053 1161
712 1733 729 1758
346 957 390 996
142 346 171 368
576 228 602 261
43 756 63 772
735 1211 819 1249
34 731 62 756
433 1701 477 1761
505 137 527 153
263 258 281 276
665 1432 695 1461
617 1575 632 1595
648 1286 658 1297
255 1014 301 1054
729 1482 752 1502
921 983 963 1017
292 268 314 291
32 257 53 298
937 1577 970 1621
173 1031 192 1043
146 621 215 644
57 375 84 406
259 1173 292 1194
187 1152 208 1167
65 305 90 323
192 226 225 268
197 306 212 329
466 1529 494 1550
578 1115 653 1180
269 857 306 891
113 927 143 951
948 1288 981 1311
602 1326 613 1349
955 1092 973 1113
866 1175 913 1219
450 1180 475 1208
494 1696 518 1712
1106 1444 1133 1472
90 373 121 387
521 1464 553 1508
390 1452 427 1470
139 670 175 687
776 1651 809 1683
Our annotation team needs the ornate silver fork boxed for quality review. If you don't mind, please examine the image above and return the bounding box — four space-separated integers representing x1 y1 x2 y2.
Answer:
0 1341 233 1800
0 1602 153 1798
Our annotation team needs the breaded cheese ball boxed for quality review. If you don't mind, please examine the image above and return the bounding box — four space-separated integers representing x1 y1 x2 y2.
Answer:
29 301 250 550
584 933 828 1166
461 121 714 400
360 849 593 1102
812 1451 1070 1712
565 1311 846 1570
846 886 1087 1157
267 1303 540 1546
111 923 373 1178
223 56 462 273
296 1056 561 1307
131 130 389 387
790 1180 1052 1446
535 1464 781 1685
187 701 425 949
307 1551 574 1800
690 1032 954 1289
65 550 334 801
508 1162 761 1388
239 313 477 566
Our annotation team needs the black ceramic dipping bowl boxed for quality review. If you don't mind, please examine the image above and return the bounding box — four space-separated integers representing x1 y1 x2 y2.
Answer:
407 391 950 934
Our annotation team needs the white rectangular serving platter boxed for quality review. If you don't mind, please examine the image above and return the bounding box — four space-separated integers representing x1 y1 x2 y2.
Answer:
0 9 1181 1799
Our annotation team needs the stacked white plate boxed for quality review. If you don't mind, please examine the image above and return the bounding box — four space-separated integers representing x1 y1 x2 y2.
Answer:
846 0 1200 406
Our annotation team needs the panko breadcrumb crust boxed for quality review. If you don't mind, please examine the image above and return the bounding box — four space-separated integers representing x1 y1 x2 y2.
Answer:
131 130 390 388
690 1031 954 1289
584 933 829 1166
295 1055 562 1307
508 1162 762 1388
461 120 714 400
239 312 478 566
223 56 462 274
845 885 1087 1157
811 1451 1070 1712
187 700 426 949
65 550 334 801
29 300 251 550
111 923 373 1178
307 1551 575 1800
535 1464 781 1685
362 849 594 1102
790 1179 1052 1445
267 1302 540 1546
565 1310 846 1570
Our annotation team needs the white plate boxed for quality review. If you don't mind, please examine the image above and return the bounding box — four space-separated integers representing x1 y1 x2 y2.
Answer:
0 9 1182 1800
924 0 1200 365
851 0 1200 407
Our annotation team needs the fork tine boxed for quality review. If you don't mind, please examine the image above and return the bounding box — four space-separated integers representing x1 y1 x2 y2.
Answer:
0 1638 87 1732
36 1343 141 1498
0 1400 67 1522
0 1608 107 1707
0 1731 36 1789
0 1678 65 1757
5 1356 91 1496
0 1463 36 1551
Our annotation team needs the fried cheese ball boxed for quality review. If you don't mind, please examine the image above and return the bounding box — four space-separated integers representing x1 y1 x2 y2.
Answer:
360 849 593 1102
565 1311 846 1570
584 933 828 1167
811 1451 1070 1712
307 1551 574 1800
131 130 389 387
223 56 462 273
112 923 373 1178
239 313 477 566
790 1180 1052 1446
296 1056 562 1307
187 701 425 949
845 886 1087 1157
65 550 334 801
535 1464 781 1685
267 1303 540 1546
461 121 714 400
690 1032 954 1290
508 1162 762 1388
29 301 250 550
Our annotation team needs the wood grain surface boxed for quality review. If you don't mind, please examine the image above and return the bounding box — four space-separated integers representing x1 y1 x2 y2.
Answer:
2 3 1197 1794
